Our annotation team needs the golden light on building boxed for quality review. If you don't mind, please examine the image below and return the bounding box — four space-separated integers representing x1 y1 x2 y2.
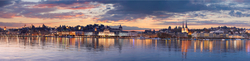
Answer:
182 28 185 33
188 32 192 35
4 26 6 30
98 29 115 36
78 27 81 30
66 26 69 29
246 30 250 33
95 27 97 31
185 28 189 33
181 28 189 33
181 20 189 33
69 31 76 35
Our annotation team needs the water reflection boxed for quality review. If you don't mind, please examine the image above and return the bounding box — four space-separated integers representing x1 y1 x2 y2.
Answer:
0 37 249 52
0 37 250 60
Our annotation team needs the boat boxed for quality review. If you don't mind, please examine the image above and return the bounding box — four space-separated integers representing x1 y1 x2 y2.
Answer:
222 39 225 41
67 36 73 38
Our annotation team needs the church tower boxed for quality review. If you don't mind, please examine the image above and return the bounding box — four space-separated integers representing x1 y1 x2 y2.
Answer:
185 20 189 33
182 21 185 33
182 20 189 33
119 24 122 31
185 20 188 28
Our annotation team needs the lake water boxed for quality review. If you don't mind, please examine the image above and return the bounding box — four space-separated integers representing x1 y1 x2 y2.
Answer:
0 37 250 61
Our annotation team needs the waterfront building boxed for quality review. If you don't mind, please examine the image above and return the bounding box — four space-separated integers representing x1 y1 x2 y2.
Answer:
75 31 84 36
245 29 250 33
50 28 57 35
129 31 138 37
98 29 115 37
229 35 244 38
57 31 70 36
176 32 188 37
192 33 229 38
109 25 123 32
191 32 198 38
84 32 94 36
118 31 129 37
57 31 84 36
7 31 19 35
69 31 75 36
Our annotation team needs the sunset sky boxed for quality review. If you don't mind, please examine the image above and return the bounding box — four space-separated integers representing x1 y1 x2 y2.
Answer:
0 0 250 31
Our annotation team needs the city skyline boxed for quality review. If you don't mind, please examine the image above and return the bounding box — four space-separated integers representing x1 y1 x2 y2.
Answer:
1 0 250 31
0 23 248 31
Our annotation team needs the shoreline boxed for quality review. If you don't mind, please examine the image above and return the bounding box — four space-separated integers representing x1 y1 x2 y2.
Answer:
0 35 249 40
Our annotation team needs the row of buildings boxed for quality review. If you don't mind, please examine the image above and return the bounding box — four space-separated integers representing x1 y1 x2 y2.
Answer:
1 22 250 39
56 29 138 37
191 29 249 39
0 24 138 37
154 20 250 39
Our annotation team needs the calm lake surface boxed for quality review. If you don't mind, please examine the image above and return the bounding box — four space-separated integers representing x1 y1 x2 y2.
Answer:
1 37 250 61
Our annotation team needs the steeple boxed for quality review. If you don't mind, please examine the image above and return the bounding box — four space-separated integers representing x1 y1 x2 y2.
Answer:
119 24 122 28
42 24 47 28
182 21 184 28
182 20 189 33
42 24 45 27
119 24 122 31
31 24 35 29
185 20 188 28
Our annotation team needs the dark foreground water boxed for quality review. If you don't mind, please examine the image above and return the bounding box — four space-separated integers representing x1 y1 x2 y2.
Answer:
1 37 250 61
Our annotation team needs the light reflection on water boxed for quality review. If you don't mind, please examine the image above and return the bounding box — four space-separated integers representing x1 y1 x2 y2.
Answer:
0 37 250 61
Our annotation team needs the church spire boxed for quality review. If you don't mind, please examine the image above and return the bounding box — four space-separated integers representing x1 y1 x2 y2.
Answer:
119 24 122 31
185 20 188 28
182 20 184 28
119 24 122 28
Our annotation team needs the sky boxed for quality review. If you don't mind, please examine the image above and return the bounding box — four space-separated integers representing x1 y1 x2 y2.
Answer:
0 0 250 31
